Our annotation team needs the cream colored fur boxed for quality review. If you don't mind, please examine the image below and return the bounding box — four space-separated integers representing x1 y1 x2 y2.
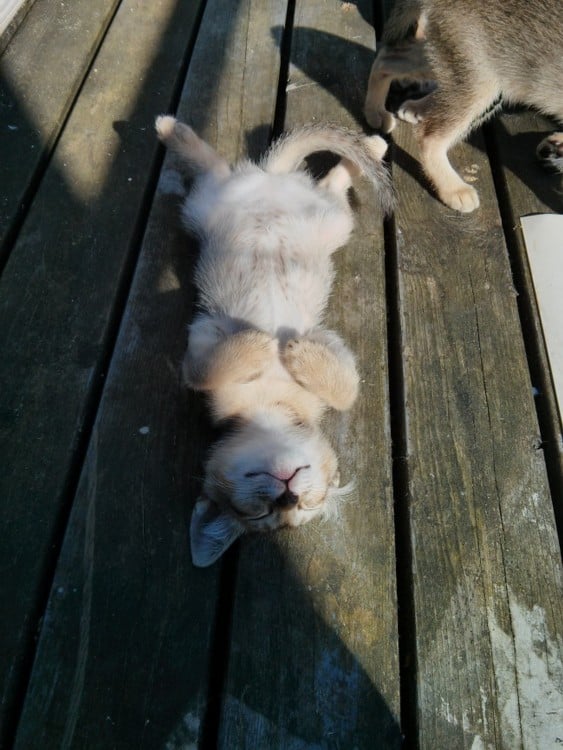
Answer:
364 0 563 212
156 116 391 566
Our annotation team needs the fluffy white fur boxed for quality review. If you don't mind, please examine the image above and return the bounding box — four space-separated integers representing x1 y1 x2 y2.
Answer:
156 116 391 566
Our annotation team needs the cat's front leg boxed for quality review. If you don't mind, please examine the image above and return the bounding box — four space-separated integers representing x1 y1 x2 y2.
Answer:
280 329 359 411
185 321 277 390
364 48 402 133
364 38 431 133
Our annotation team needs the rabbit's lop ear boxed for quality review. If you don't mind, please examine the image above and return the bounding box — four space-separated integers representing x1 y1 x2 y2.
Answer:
190 497 245 567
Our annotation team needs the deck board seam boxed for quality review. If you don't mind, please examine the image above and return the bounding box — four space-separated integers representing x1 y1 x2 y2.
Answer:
0 0 124 275
482 121 563 548
384 208 419 749
4 2 210 745
272 0 296 140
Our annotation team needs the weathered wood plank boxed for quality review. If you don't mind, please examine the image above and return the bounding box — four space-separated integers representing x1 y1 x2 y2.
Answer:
391 117 563 747
0 0 34 51
491 111 563 217
521 214 563 424
12 0 287 747
489 110 563 515
219 1 401 746
0 0 122 262
0 0 203 744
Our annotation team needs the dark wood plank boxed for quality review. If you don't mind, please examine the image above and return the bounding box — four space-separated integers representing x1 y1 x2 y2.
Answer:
13 0 287 747
219 1 401 746
0 0 204 744
492 111 563 216
391 116 563 747
490 110 563 514
0 0 122 262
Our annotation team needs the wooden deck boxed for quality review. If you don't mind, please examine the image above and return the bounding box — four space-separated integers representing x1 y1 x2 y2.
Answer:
1 0 562 747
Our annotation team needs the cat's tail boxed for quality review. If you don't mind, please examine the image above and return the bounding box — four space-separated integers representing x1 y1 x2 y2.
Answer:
155 115 231 180
262 123 394 214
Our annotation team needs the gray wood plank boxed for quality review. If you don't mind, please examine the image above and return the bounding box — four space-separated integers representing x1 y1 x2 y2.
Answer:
491 111 563 216
13 0 287 746
0 0 34 53
0 0 204 744
0 0 121 261
219 1 401 746
391 117 563 748
490 110 563 516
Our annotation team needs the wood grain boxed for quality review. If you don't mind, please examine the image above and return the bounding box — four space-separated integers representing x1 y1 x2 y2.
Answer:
12 0 286 747
0 0 121 261
219 1 401 746
489 110 563 520
391 116 563 748
5 0 562 747
1 0 204 744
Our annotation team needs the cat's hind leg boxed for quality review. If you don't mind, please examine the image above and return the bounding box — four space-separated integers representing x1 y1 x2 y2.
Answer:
411 79 500 212
281 329 359 411
319 132 388 196
156 116 231 180
318 136 387 215
319 161 355 196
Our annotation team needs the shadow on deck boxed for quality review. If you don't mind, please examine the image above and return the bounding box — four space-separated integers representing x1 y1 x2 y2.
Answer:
0 0 561 748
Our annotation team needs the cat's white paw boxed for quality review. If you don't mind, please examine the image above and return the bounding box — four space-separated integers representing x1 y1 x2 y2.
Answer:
282 338 316 379
397 99 426 124
365 105 397 134
155 114 177 140
365 134 389 160
440 183 480 213
282 338 358 411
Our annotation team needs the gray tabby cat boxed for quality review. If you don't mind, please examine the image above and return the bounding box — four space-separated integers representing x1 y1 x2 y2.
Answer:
156 116 392 566
364 0 563 212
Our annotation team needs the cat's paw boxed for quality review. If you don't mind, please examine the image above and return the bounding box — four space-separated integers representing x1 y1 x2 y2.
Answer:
155 114 177 141
281 338 359 411
397 98 426 124
229 331 277 381
536 132 563 173
281 339 320 381
188 329 276 390
365 104 397 134
439 183 480 213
